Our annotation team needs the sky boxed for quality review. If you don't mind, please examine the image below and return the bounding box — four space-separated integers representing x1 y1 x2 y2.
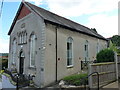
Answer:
0 0 119 53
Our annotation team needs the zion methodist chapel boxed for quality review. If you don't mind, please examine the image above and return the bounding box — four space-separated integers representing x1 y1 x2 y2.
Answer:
8 1 108 87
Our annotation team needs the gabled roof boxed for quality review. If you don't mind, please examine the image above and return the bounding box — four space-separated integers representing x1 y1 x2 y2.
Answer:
8 1 108 41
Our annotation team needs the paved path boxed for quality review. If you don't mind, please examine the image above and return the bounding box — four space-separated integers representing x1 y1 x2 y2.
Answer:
2 75 16 88
102 81 119 88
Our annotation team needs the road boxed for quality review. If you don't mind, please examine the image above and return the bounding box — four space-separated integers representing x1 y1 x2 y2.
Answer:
1 75 16 89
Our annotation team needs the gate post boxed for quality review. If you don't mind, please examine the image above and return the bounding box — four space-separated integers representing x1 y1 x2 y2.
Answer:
115 52 118 80
88 64 92 88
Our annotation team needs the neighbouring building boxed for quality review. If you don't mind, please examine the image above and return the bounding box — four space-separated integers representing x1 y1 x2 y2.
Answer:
8 1 108 87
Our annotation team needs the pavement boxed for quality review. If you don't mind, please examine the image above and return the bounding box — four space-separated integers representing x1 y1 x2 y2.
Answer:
1 75 16 89
102 81 119 89
0 73 120 89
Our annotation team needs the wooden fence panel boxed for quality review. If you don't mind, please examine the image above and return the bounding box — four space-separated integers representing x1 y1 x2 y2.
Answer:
88 62 116 88
117 55 120 82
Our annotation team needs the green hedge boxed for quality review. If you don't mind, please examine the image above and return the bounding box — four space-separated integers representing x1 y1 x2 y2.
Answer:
63 73 88 86
96 49 114 63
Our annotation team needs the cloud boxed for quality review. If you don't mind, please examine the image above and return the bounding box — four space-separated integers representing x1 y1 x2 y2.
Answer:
26 0 43 6
46 0 119 17
45 0 118 38
0 38 9 53
85 14 118 38
4 0 119 17
0 15 9 53
4 0 43 6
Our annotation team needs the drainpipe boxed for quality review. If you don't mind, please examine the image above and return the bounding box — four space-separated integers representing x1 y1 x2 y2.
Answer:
55 26 58 82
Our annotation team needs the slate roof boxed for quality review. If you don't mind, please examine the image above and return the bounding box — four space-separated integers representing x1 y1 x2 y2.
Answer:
8 2 108 41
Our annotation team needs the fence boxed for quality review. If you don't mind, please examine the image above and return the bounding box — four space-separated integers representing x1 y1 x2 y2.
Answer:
117 55 120 82
88 62 116 88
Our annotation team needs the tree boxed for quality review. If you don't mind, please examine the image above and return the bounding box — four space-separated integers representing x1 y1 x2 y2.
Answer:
96 48 114 63
111 35 120 47
109 35 120 55
91 28 97 33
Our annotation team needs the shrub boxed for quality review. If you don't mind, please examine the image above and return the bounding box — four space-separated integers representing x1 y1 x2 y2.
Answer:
63 73 88 86
96 49 114 63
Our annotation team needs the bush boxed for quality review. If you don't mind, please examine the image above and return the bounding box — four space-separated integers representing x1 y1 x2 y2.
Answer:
96 49 114 63
63 73 88 86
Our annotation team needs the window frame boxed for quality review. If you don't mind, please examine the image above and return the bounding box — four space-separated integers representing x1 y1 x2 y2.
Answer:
67 37 74 67
84 40 89 61
12 38 17 64
29 34 36 68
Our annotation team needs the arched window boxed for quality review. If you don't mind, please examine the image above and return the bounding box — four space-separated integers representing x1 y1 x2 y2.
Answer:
12 39 16 63
67 37 73 67
23 31 27 44
18 31 27 44
19 33 22 44
21 32 24 44
85 40 89 61
23 33 25 43
29 34 36 67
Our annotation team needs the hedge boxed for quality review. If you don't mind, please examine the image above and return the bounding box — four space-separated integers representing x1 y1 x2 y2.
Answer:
96 49 114 63
63 73 88 86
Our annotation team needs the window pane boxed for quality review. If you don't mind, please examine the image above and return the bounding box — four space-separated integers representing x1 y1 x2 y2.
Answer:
19 35 21 43
67 43 69 50
85 41 89 61
67 58 69 66
69 58 72 65
67 37 73 66
30 35 36 67
13 39 16 63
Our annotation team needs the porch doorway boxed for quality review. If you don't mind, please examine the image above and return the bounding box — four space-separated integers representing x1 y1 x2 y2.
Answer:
19 51 24 74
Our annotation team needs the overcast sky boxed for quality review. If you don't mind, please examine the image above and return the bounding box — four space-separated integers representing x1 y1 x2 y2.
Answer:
0 0 119 53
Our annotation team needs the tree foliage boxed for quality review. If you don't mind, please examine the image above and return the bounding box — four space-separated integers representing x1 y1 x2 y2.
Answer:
111 35 120 47
96 48 114 63
110 35 120 54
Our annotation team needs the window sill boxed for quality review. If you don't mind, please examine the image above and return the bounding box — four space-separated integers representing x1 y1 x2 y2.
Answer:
29 66 36 70
18 42 27 45
67 65 74 68
18 43 23 45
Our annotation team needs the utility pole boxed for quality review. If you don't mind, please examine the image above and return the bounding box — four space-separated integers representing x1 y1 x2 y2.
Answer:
0 0 4 18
